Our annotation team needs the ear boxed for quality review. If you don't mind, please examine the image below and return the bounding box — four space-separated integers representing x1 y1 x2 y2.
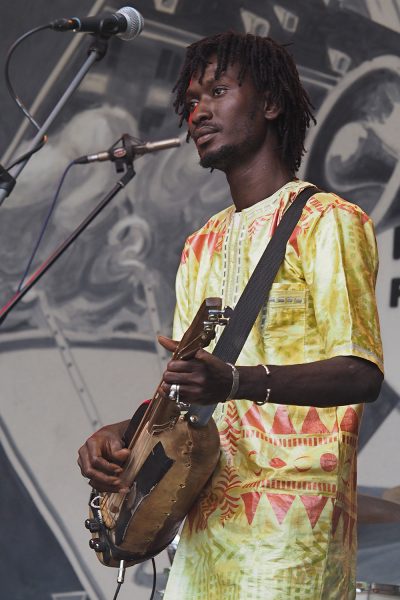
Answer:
263 92 282 121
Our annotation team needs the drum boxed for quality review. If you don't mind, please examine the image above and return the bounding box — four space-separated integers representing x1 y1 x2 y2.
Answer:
356 582 400 598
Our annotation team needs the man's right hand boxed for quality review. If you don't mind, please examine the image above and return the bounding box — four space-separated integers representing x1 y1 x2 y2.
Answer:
77 420 131 493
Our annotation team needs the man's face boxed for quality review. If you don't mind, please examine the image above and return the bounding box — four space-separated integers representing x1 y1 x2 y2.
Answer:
185 57 268 171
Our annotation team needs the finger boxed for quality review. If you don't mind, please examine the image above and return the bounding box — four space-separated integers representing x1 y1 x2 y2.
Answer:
163 371 198 387
159 381 191 404
194 348 213 361
158 382 169 400
88 476 130 494
78 452 130 492
89 451 131 493
78 446 121 478
105 445 131 466
84 434 129 466
158 335 179 352
165 358 200 374
94 453 129 474
79 437 130 475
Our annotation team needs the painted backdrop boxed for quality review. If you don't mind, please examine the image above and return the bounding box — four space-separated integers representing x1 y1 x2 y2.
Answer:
0 1 399 599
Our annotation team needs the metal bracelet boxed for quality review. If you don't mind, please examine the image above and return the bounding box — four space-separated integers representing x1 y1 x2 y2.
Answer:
226 362 239 401
254 364 271 405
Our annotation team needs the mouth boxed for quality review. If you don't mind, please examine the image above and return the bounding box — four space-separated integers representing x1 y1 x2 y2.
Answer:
193 126 219 147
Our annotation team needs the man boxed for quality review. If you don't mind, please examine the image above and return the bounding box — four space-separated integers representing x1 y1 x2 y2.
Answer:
78 32 383 599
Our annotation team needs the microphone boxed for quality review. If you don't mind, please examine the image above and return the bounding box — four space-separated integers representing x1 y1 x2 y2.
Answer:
74 138 181 164
51 6 144 41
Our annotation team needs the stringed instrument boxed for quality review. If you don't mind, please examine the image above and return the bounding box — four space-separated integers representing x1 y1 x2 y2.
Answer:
85 297 229 567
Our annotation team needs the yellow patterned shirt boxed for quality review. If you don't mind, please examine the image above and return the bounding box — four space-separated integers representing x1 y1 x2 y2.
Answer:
164 180 383 600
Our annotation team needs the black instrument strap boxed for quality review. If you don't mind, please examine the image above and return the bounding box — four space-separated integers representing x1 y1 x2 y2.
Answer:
188 185 320 426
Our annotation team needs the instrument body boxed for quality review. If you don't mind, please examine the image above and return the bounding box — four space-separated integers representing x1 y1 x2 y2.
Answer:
86 297 227 567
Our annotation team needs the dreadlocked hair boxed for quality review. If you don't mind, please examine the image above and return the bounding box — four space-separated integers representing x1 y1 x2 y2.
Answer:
172 31 316 173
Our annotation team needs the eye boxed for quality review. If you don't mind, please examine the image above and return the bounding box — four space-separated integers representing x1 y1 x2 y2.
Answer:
185 99 198 114
213 86 227 97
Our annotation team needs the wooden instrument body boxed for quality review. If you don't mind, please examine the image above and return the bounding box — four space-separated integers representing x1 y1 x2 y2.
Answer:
89 412 220 567
86 298 226 567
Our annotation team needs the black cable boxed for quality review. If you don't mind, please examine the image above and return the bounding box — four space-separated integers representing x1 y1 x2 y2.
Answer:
6 135 48 170
112 582 122 600
17 160 76 292
5 24 52 132
111 558 157 600
150 557 157 600
4 24 52 172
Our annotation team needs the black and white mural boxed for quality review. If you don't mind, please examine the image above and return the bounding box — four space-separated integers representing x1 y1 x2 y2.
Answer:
0 1 399 598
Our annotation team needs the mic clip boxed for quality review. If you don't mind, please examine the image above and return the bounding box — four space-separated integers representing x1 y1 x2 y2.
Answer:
118 134 137 171
108 134 135 173
74 135 144 171
94 134 137 173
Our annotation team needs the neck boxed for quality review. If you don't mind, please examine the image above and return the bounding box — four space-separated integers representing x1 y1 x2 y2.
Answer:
225 152 293 212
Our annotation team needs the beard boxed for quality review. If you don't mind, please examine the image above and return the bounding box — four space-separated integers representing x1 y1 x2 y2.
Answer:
199 143 242 171
198 116 264 171
198 101 264 171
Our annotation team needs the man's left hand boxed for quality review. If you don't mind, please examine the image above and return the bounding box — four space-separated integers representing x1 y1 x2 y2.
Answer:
158 335 233 405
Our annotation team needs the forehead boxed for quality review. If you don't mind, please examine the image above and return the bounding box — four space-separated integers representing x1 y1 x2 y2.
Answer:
187 56 242 91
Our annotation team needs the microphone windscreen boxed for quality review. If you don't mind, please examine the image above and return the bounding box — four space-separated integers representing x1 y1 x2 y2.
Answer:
117 7 144 41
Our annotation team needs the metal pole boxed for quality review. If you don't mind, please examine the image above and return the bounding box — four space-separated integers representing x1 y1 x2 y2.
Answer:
0 37 108 207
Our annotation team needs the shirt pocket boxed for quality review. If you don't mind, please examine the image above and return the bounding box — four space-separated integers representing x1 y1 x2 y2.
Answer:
261 282 306 335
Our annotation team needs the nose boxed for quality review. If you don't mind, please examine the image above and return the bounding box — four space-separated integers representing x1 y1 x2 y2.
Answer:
190 96 213 126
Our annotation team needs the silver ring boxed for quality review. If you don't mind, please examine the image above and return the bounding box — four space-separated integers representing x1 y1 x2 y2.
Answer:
169 384 180 403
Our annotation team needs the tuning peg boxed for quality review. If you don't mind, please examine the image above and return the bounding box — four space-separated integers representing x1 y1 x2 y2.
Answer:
89 538 107 552
85 518 100 533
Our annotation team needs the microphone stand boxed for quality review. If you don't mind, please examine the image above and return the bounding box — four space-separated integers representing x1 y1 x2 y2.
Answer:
0 35 110 207
0 136 136 326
